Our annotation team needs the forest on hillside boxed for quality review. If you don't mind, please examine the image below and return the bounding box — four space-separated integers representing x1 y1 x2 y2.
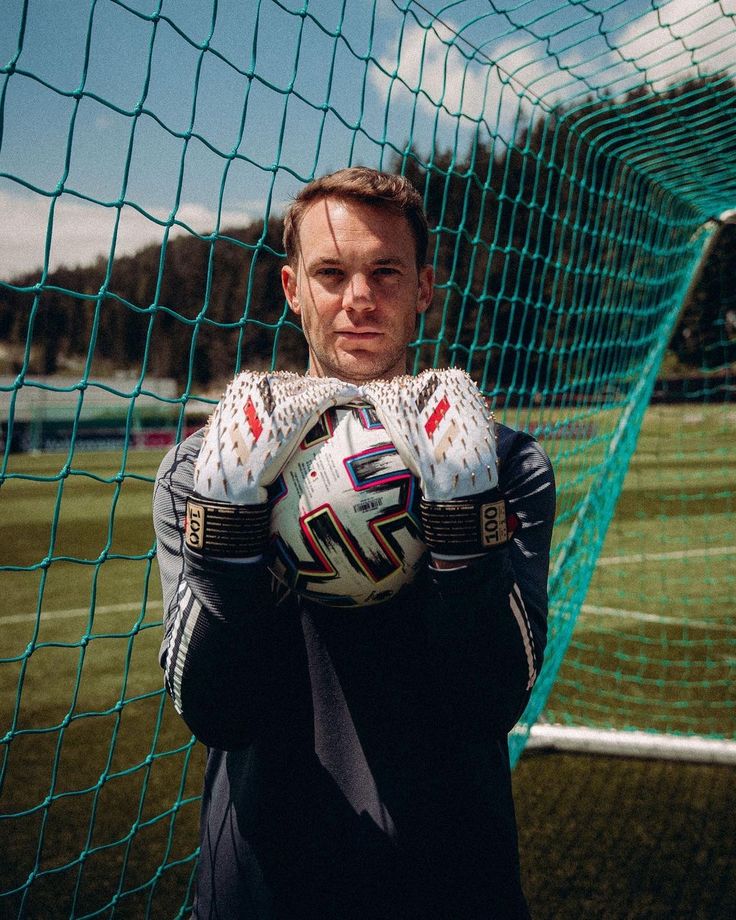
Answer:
1 75 735 392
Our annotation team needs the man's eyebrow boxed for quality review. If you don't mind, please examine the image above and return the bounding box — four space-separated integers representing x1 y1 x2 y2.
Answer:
306 255 409 269
309 257 342 266
373 257 407 266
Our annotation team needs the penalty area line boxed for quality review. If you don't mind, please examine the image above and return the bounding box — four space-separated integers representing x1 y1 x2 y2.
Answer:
579 604 736 630
598 545 736 566
1 600 164 627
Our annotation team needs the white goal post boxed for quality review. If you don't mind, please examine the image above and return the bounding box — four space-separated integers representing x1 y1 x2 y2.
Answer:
526 725 736 765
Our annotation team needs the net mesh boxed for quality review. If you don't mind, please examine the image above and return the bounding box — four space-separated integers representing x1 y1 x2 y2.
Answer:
1 0 735 916
542 221 736 741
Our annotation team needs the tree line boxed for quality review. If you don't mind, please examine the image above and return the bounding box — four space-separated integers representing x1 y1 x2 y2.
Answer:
1 74 734 394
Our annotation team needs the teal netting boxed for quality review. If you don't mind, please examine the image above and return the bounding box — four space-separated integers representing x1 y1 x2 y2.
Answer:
1 1 735 916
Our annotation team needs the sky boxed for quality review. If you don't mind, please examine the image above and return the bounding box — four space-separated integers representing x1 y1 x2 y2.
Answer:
1 0 734 278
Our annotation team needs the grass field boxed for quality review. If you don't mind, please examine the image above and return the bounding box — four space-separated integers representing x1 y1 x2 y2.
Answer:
1 403 734 918
543 404 736 739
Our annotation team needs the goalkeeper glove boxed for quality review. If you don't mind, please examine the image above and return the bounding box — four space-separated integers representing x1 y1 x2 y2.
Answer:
186 371 359 561
362 369 511 560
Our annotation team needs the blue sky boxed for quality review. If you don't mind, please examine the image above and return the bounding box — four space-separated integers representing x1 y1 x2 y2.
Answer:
1 0 733 277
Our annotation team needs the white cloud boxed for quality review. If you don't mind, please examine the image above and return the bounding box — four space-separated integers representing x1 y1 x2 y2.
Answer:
371 17 559 140
378 19 492 121
369 1 736 143
606 0 736 91
0 191 265 279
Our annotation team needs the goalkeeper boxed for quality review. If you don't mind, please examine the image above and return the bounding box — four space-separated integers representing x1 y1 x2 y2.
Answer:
154 167 555 919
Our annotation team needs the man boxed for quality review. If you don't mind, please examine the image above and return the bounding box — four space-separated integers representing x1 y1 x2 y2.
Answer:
153 167 555 919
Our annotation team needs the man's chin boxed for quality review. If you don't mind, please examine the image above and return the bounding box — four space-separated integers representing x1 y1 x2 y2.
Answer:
328 349 404 384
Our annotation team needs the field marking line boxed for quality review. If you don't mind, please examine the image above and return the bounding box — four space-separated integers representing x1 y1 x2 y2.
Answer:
598 545 736 566
1 600 164 627
580 603 736 630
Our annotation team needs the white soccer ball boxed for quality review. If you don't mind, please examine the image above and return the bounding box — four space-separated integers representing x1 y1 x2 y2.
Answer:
268 401 427 607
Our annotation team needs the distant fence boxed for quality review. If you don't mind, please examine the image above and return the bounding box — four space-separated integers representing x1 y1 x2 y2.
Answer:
0 376 207 453
1 419 205 453
1 373 733 454
651 372 734 402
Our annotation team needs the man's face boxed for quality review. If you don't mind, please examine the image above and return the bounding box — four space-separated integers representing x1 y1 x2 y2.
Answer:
281 197 434 384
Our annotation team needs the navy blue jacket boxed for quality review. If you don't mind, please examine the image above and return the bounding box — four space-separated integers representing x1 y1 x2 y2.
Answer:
154 420 555 920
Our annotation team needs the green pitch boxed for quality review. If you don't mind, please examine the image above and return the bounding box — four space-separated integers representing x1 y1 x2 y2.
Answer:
1 449 202 918
544 403 736 737
1 404 734 917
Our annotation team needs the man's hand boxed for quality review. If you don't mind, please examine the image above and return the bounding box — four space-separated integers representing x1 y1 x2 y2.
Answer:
362 369 511 560
186 371 359 560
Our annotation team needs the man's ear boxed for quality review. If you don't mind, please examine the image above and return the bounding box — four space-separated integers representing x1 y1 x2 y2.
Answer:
281 264 300 316
417 264 434 315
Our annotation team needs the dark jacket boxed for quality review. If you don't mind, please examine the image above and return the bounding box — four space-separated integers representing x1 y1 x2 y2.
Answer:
153 422 555 920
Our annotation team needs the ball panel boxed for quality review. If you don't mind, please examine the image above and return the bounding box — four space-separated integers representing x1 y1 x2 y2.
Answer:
268 402 427 607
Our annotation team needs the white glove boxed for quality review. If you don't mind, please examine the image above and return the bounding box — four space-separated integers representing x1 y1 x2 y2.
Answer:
185 371 359 559
362 369 510 557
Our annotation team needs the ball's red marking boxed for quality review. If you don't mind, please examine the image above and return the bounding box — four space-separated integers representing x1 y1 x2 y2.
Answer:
244 397 263 442
424 394 450 438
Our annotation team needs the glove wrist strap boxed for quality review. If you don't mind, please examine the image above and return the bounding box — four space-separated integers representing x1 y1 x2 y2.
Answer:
185 494 270 558
419 488 511 556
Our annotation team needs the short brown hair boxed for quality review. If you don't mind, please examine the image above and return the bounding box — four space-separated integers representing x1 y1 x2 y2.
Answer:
283 167 429 270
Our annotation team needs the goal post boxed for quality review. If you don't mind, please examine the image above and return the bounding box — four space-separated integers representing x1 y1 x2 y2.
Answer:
1 1 735 916
521 212 736 764
528 212 736 764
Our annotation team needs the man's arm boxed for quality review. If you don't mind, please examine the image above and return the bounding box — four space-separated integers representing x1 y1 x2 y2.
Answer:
154 372 361 749
421 428 555 738
153 433 302 750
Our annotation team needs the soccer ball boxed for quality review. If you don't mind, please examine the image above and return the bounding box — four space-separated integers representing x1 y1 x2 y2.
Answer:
268 401 427 607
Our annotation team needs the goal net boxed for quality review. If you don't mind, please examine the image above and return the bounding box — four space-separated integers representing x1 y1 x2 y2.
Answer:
529 217 736 764
1 0 734 916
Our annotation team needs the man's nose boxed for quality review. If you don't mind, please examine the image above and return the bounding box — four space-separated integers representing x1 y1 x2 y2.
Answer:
344 273 375 311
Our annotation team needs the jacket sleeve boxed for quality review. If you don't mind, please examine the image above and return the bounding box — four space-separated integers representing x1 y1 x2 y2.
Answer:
421 427 555 738
153 432 305 750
